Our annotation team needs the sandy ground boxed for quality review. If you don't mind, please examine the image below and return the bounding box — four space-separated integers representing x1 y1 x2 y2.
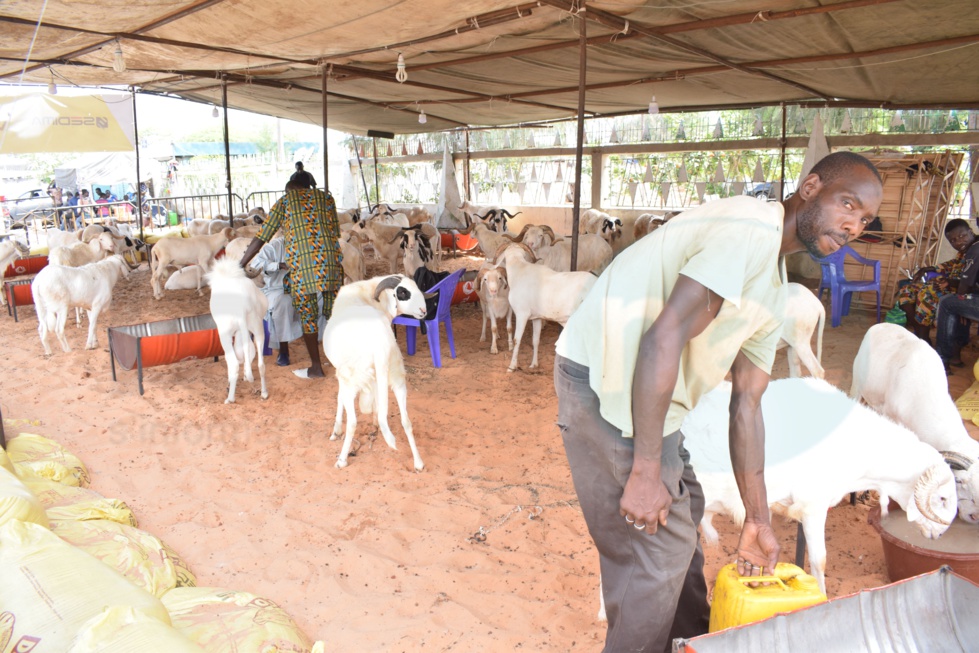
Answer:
2 253 978 649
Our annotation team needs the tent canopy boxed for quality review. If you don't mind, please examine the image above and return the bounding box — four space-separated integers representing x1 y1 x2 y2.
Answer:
54 152 154 192
1 1 977 135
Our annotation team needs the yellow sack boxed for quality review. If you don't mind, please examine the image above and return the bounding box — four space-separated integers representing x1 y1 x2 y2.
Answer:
0 447 14 474
0 520 170 650
1 418 41 430
6 432 90 486
162 587 317 653
67 606 205 653
0 466 48 529
50 519 190 598
46 498 139 527
18 473 138 526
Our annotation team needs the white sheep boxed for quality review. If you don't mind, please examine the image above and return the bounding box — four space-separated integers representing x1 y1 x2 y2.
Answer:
164 265 205 291
79 225 142 268
49 232 116 267
777 282 825 379
492 243 597 372
33 256 131 355
459 201 520 234
206 258 269 404
44 228 82 251
340 231 367 284
578 209 623 246
322 275 430 471
515 224 611 274
475 264 513 355
457 215 518 258
400 229 436 278
149 228 232 299
850 322 979 523
688 377 957 595
0 238 30 307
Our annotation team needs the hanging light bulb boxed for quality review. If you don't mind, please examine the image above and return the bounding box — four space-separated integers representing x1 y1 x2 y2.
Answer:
212 105 219 118
395 53 407 83
112 41 126 73
418 108 427 124
647 95 659 115
47 68 57 95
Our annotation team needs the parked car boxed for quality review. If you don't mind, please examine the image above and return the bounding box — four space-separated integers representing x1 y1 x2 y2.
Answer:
743 181 795 201
2 189 55 229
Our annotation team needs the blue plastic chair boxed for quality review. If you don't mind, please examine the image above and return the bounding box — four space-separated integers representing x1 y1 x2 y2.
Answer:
392 268 465 367
812 244 881 328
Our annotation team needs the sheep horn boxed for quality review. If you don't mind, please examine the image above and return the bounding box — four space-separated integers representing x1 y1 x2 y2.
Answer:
423 291 438 299
457 214 475 235
913 463 953 526
474 268 488 293
940 451 974 471
373 275 402 301
387 228 408 244
539 225 558 245
500 209 522 219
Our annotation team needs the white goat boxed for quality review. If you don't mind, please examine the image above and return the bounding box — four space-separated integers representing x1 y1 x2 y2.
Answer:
850 322 979 523
206 258 269 404
475 263 513 355
322 275 430 471
578 209 623 246
150 228 232 299
0 239 30 306
688 377 957 595
33 256 131 355
493 243 597 372
776 282 825 379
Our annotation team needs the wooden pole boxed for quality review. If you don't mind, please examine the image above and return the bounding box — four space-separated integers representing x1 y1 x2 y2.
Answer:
372 137 380 206
222 79 233 214
323 64 330 192
570 4 587 273
780 103 787 201
132 88 144 241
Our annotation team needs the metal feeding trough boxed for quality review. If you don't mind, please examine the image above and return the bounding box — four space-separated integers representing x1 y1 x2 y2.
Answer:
108 314 223 396
868 504 979 585
675 567 979 652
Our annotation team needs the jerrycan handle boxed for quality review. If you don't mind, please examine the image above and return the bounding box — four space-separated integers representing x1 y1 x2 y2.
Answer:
736 573 788 590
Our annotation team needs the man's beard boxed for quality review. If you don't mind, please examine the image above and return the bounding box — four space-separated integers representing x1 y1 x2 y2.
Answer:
796 200 841 258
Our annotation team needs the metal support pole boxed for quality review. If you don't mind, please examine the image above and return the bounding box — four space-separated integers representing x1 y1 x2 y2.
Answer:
322 64 330 192
131 88 144 242
222 79 233 214
780 103 787 201
372 137 380 206
354 138 372 212
570 4 587 273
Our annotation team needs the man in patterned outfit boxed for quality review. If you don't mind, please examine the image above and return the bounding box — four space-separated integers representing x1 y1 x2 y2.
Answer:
240 179 342 379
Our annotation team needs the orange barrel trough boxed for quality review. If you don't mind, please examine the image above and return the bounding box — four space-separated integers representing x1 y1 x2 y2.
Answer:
108 314 223 395
4 255 48 278
451 278 479 306
5 278 35 322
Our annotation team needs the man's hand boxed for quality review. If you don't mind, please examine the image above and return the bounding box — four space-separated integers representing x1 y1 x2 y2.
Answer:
279 262 289 270
620 470 671 534
735 520 780 578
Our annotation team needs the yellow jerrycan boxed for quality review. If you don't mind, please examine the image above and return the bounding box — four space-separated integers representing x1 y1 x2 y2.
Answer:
709 562 827 632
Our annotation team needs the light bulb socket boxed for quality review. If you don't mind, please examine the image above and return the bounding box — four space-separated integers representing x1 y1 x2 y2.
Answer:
396 53 407 83
418 110 427 124
48 68 57 95
647 95 658 115
212 105 220 118
112 42 127 73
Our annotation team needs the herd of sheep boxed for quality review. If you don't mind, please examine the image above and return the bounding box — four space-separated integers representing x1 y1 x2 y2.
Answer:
2 200 978 597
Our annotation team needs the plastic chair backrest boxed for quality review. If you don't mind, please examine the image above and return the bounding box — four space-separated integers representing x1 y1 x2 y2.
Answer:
429 268 465 322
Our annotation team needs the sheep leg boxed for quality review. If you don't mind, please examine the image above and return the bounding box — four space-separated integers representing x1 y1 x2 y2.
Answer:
195 258 207 296
330 390 345 441
529 319 543 369
0 277 5 307
36 304 54 356
792 344 825 380
480 307 489 343
248 318 268 399
84 305 101 349
800 513 828 596
506 308 514 351
392 380 423 471
218 329 240 404
53 308 71 352
335 384 359 468
508 313 529 372
373 358 398 451
786 347 803 378
75 306 83 328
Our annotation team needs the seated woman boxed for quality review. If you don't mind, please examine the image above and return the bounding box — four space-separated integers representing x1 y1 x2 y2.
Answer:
897 218 977 343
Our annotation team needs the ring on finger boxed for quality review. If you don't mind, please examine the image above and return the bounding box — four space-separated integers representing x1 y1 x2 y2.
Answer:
625 516 635 524
634 522 646 530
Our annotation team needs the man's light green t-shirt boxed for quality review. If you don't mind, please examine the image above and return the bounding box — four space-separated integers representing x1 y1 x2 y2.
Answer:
555 195 787 438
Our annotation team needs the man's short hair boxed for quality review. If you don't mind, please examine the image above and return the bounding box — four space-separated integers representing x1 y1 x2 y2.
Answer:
295 162 304 170
810 151 883 188
285 180 305 191
945 218 972 235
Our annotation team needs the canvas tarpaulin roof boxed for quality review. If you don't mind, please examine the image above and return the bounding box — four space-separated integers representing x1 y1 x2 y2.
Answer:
0 93 134 153
54 152 154 192
0 1 977 135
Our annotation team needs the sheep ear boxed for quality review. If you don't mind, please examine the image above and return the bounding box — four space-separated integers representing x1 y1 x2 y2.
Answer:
373 275 401 301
